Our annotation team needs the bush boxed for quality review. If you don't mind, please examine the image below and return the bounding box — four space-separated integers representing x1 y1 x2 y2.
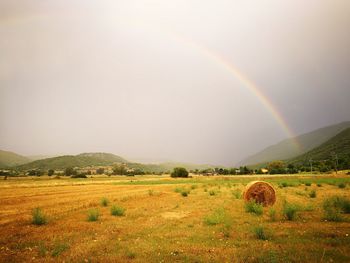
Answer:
245 200 263 215
281 182 288 188
317 183 322 187
253 226 268 240
181 190 189 197
304 182 311 186
32 208 47 225
338 183 346 189
283 202 299 221
309 190 317 198
87 209 100 221
171 167 189 178
48 169 55 176
209 190 216 196
100 197 109 207
111 205 125 216
71 174 87 178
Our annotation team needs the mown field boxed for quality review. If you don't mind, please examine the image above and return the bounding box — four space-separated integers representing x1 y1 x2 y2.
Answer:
0 174 350 262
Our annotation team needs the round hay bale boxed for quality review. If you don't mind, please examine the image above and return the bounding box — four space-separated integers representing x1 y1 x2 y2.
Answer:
243 181 276 206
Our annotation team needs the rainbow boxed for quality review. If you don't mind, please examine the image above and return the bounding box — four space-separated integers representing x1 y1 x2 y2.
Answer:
1 14 300 148
163 29 300 148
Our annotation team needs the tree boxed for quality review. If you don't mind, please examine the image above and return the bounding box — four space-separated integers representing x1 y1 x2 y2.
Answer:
48 169 55 176
171 167 189 178
65 167 75 176
28 169 43 176
96 168 104 175
113 164 127 175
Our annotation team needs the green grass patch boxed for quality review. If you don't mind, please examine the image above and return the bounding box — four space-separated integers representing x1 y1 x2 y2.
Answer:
87 209 100 222
51 242 69 257
323 196 350 221
100 197 109 207
253 226 269 240
111 205 126 216
282 202 299 221
245 200 263 216
268 208 277 221
204 207 231 226
32 208 47 225
232 189 241 199
309 190 317 198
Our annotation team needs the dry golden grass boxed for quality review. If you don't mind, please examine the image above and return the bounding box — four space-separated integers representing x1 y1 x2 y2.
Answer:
0 174 349 262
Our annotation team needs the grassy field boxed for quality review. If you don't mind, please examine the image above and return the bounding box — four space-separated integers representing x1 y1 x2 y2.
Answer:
0 174 350 262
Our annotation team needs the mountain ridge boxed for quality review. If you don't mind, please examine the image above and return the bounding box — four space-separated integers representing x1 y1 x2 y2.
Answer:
237 121 350 166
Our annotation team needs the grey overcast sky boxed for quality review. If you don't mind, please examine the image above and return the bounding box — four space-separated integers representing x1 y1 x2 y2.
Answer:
1 0 349 165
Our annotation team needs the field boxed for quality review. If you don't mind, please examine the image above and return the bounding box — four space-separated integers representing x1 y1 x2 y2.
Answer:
0 174 350 262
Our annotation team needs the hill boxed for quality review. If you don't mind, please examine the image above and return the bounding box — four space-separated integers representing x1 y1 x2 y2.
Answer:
289 127 350 165
128 162 216 173
0 150 31 168
17 152 128 170
238 121 350 166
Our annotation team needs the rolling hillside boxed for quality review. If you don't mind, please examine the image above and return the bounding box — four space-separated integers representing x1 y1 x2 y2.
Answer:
17 152 128 170
0 150 31 168
238 121 350 166
128 162 216 173
289 127 350 165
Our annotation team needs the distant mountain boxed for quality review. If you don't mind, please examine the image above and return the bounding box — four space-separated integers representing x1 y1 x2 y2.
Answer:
17 152 128 170
0 150 31 168
238 121 350 166
27 155 58 161
289 127 350 165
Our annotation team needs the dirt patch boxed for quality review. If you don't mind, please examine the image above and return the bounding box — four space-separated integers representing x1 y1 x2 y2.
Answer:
161 211 189 219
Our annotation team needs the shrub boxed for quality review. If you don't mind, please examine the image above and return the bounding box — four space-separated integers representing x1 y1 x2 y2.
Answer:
171 167 189 178
281 182 288 188
71 174 87 178
111 205 125 216
268 208 277 221
87 209 100 221
100 197 109 207
181 190 189 197
283 202 299 221
309 190 317 198
338 183 346 189
245 200 263 216
148 189 154 196
317 183 322 187
32 208 47 225
253 226 268 240
209 190 216 196
304 182 311 186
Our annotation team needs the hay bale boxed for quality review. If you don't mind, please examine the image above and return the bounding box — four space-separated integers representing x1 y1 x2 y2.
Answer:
243 181 276 206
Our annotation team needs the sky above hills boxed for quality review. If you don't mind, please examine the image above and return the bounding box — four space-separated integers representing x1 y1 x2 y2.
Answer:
1 0 350 166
